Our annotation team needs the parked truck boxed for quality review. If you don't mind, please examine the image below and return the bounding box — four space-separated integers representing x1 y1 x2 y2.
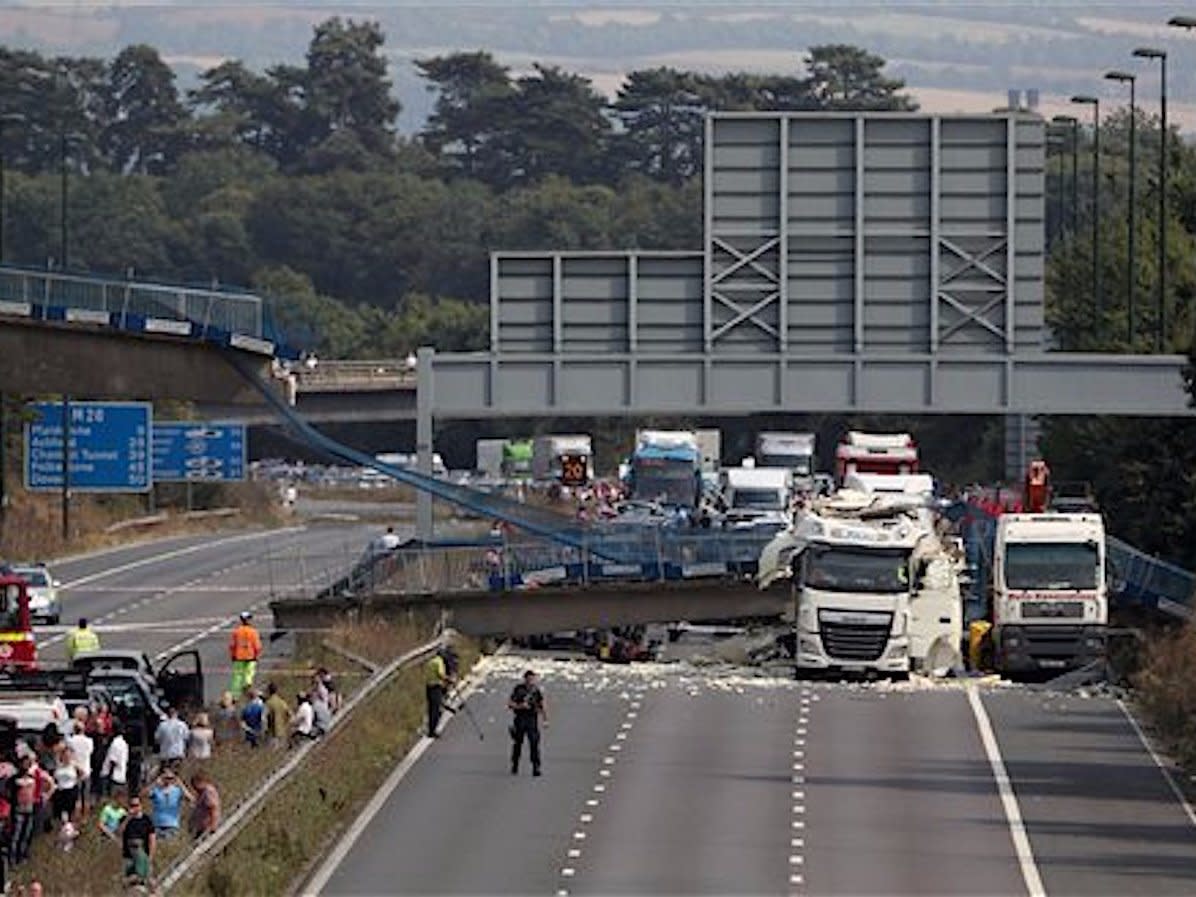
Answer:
475 439 507 480
721 466 792 531
501 439 534 479
756 432 817 492
758 480 962 676
627 430 702 510
834 431 918 483
532 434 594 486
991 512 1107 673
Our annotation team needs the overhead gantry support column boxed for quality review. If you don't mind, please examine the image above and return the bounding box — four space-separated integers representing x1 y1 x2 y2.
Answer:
416 346 435 542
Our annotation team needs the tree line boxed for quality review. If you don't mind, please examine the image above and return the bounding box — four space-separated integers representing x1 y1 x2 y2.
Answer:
0 21 912 353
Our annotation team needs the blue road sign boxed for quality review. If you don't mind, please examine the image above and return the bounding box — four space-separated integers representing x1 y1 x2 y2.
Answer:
25 401 151 492
152 422 247 482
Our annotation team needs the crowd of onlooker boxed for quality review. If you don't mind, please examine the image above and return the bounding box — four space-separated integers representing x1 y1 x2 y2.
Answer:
0 666 339 892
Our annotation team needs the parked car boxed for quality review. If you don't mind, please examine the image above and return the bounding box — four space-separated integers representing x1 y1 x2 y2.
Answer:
9 564 60 624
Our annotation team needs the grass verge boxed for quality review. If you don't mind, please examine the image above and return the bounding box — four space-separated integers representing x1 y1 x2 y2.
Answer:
174 620 477 896
1134 621 1196 772
0 482 285 561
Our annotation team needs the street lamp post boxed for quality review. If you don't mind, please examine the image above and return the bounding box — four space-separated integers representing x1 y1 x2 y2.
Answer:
1071 95 1101 318
1052 114 1079 233
1134 46 1167 350
1105 71 1137 345
1047 132 1067 245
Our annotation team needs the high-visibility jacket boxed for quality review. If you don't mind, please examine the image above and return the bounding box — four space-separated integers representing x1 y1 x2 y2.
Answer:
65 627 100 660
229 624 262 662
424 654 446 687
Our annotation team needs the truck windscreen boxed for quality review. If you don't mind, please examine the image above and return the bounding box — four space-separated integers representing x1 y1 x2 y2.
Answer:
759 455 811 475
633 460 696 507
1004 543 1099 590
804 547 908 594
732 488 785 510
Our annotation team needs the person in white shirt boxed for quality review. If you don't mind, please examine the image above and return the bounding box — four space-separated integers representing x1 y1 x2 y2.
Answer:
102 724 129 797
154 706 190 772
290 693 316 747
66 721 94 812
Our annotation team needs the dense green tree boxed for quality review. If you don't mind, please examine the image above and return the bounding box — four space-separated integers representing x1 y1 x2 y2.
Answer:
803 44 917 111
103 44 185 174
613 68 708 185
416 51 513 180
302 18 398 161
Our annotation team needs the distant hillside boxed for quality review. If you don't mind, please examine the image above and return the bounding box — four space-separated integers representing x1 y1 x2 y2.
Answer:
0 2 1192 131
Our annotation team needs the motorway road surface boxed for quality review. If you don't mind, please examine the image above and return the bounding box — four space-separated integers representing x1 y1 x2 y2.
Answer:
319 655 1196 897
36 523 384 700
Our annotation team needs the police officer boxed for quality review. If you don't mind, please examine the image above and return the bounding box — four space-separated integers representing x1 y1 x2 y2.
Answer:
424 650 449 738
508 669 548 776
65 617 100 662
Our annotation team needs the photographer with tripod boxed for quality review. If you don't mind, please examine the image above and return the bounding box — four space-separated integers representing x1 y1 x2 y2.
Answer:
508 669 548 777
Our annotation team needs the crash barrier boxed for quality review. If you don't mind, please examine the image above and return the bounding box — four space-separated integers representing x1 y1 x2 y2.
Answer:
955 499 1194 622
1108 537 1194 620
159 632 447 893
317 527 785 599
0 263 283 356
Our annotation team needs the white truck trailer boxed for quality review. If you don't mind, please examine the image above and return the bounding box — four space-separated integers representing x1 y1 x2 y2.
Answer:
532 434 594 486
992 513 1107 673
721 466 792 530
756 432 816 491
759 485 962 675
475 439 507 479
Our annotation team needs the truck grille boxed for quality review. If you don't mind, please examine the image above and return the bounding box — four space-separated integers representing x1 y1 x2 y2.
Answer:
819 621 891 662
1021 601 1084 619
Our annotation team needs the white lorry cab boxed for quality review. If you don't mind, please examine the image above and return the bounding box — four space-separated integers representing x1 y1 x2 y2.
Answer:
755 432 816 491
759 490 962 676
721 466 792 530
992 513 1107 673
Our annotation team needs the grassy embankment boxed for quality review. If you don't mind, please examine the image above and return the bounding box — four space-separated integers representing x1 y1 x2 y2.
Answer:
177 617 480 897
1134 622 1196 772
0 483 285 560
15 617 449 895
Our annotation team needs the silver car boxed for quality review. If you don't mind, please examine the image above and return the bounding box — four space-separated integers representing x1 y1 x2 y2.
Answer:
10 565 60 624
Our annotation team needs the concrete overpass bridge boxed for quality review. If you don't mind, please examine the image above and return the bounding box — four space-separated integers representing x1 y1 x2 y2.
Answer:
0 264 283 404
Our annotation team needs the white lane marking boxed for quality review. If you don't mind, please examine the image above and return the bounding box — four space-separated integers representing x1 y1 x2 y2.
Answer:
561 868 576 878
573 831 586 841
568 848 582 858
603 756 615 765
599 769 611 778
60 527 304 589
580 814 593 823
1116 699 1196 829
593 784 605 793
585 799 599 807
967 686 1045 897
301 653 493 895
791 837 804 848
789 855 803 865
792 820 805 828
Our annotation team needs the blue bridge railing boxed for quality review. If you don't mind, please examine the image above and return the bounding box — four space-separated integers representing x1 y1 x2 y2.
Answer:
0 264 286 357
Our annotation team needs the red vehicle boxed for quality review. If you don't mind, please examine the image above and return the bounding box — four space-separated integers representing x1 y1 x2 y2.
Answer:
834 431 919 483
0 574 36 671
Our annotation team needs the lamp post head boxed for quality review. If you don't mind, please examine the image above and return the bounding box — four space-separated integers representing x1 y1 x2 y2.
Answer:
1070 95 1099 105
1104 70 1137 84
1168 15 1196 29
1133 47 1167 60
1051 114 1077 124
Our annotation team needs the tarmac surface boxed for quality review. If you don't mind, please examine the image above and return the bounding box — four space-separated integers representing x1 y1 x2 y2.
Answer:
318 654 1196 897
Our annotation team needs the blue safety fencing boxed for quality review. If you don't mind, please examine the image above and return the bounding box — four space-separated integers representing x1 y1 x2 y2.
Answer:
0 264 295 358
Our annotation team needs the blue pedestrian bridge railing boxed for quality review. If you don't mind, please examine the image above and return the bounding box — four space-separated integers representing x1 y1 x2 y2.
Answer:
0 264 286 357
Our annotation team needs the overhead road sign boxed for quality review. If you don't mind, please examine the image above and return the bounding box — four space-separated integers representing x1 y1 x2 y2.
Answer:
152 422 247 482
24 401 151 492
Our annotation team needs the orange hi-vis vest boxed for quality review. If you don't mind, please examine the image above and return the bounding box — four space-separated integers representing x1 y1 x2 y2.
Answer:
230 624 262 662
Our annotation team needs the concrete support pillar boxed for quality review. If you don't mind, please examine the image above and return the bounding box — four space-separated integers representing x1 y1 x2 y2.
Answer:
416 346 434 541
